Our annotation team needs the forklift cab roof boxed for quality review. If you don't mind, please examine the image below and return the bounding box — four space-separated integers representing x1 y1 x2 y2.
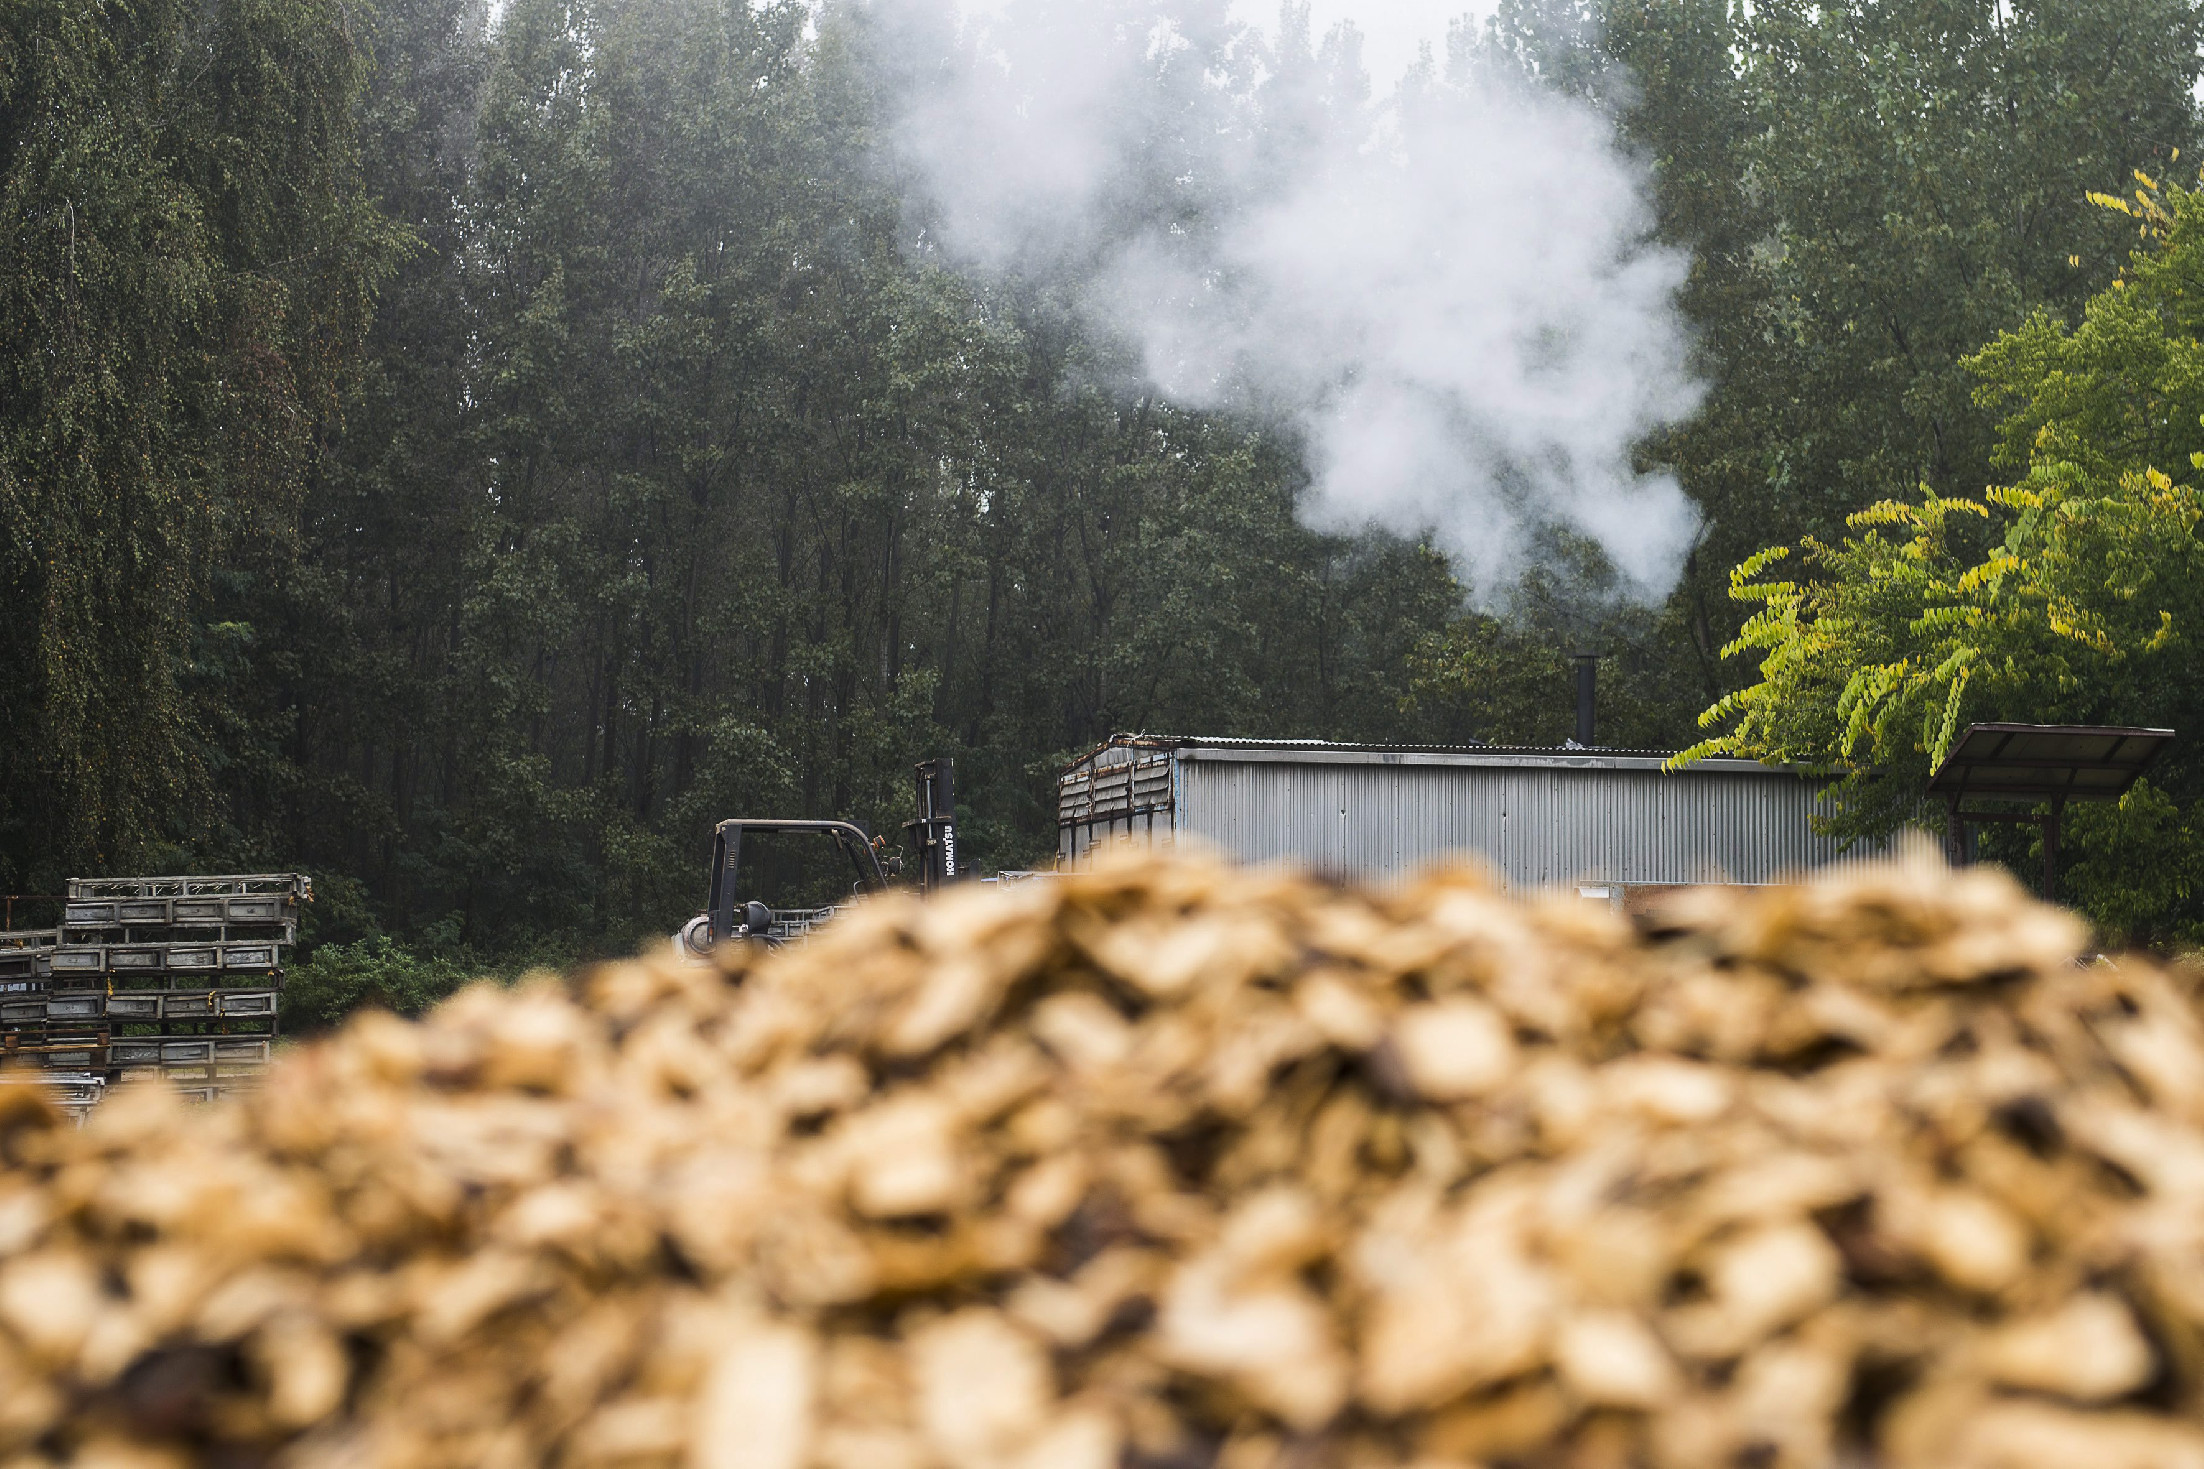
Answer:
706 819 888 944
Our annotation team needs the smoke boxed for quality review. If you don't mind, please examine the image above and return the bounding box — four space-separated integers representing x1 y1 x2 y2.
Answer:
866 0 1702 602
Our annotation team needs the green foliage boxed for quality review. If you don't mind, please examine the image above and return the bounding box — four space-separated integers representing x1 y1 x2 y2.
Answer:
111 0 1497 961
281 937 477 1033
1693 179 2204 942
1405 542 1707 750
0 0 400 882
10 0 2204 978
1593 0 2204 697
2063 781 2204 947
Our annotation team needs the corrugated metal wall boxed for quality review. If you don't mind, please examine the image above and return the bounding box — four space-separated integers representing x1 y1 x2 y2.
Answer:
1174 754 1863 886
1056 739 1879 886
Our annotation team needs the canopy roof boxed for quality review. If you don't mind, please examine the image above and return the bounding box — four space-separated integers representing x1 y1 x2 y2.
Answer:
1926 723 2174 804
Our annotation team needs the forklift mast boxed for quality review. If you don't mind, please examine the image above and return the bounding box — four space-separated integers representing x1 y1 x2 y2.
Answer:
903 758 961 893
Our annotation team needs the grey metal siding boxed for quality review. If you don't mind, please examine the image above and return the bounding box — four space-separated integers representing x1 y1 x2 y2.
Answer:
1172 757 1862 886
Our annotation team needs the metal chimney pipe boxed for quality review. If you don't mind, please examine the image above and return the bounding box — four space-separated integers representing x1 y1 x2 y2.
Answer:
1572 653 1601 747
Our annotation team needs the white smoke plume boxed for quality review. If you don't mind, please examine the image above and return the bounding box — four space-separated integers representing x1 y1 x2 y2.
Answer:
867 0 1702 601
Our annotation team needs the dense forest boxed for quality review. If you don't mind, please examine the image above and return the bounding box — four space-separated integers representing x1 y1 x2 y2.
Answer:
5 0 2204 981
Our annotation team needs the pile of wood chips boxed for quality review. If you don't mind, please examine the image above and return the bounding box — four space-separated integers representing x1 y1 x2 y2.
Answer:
6 848 2204 1469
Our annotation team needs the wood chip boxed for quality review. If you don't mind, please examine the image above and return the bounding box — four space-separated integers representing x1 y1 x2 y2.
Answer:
0 846 2198 1466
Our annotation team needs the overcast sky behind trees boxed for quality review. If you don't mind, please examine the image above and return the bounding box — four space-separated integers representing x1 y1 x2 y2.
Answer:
1228 0 1483 82
947 0 1491 89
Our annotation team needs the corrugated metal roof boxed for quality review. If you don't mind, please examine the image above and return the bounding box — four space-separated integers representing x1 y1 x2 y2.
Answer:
1062 733 1794 777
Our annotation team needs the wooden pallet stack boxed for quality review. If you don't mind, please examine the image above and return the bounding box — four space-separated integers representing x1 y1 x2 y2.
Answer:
0 925 56 1004
0 874 307 1113
0 924 87 1118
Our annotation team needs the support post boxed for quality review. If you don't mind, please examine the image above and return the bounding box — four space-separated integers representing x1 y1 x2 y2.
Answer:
2042 799 2064 903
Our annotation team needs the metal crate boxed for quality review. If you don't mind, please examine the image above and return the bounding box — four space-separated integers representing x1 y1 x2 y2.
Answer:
68 874 311 902
38 1048 99 1070
109 1039 164 1066
164 895 297 927
159 1040 215 1066
0 996 46 1024
71 894 297 934
212 1038 270 1064
161 992 216 1018
0 949 51 981
224 896 293 924
8 1073 105 1108
215 991 278 1018
105 992 163 1021
44 993 103 1021
45 940 283 977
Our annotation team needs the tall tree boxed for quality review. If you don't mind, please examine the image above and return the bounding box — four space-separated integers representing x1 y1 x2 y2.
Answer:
1691 181 2204 942
1496 0 2204 712
0 0 397 885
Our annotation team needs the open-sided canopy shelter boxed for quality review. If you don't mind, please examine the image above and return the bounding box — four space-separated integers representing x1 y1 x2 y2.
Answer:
1927 723 2175 898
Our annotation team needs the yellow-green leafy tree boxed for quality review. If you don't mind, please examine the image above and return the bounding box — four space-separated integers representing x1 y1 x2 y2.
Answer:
1688 172 2204 944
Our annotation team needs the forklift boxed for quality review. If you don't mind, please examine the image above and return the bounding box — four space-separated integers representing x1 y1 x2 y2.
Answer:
677 759 963 954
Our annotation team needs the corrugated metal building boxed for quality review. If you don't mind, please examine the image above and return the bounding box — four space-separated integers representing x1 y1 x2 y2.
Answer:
1058 735 1874 890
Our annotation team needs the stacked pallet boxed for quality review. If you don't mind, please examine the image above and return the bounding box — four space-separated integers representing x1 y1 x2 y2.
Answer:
0 921 91 1118
0 923 55 985
0 923 87 1117
0 874 307 1108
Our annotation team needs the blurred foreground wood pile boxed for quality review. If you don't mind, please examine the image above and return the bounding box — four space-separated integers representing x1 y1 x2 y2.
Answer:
6 851 2204 1468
